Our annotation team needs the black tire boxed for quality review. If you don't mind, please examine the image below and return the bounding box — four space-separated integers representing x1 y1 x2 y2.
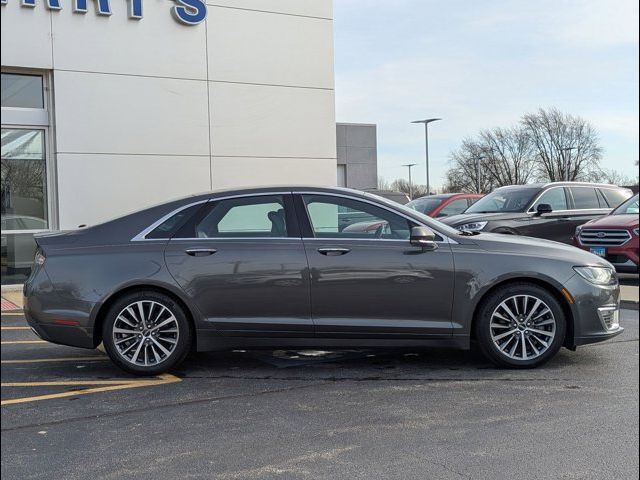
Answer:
102 290 192 376
474 283 566 368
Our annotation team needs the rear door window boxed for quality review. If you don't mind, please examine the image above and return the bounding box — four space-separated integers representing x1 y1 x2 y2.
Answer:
191 195 289 238
569 187 600 209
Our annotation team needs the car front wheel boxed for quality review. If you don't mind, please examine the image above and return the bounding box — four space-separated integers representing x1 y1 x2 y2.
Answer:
102 291 192 376
475 283 566 368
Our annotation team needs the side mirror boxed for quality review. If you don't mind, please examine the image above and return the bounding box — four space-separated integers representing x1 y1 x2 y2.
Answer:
536 203 553 215
410 226 437 251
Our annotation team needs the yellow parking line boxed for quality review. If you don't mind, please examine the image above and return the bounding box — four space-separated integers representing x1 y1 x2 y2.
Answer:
1 373 180 406
1 340 47 345
1 326 31 330
3 379 143 387
1 312 24 317
1 356 108 364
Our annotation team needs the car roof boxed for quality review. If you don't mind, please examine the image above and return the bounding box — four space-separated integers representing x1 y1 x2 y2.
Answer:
410 193 481 200
184 185 368 201
495 182 630 191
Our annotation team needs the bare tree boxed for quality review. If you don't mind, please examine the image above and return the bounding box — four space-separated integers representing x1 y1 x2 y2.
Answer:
390 179 428 199
479 127 536 186
521 108 602 182
446 140 497 194
590 168 634 186
377 177 391 190
445 127 535 193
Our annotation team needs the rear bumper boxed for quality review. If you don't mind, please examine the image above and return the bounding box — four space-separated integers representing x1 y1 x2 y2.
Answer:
23 266 96 350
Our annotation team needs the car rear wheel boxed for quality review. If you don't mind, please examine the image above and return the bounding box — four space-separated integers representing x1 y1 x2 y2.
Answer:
102 291 192 376
475 283 566 368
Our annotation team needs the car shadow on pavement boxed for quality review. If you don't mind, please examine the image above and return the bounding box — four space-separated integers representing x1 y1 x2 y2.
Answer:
173 345 595 378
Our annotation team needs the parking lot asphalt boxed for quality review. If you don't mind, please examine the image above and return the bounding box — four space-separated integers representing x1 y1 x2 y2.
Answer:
2 309 639 480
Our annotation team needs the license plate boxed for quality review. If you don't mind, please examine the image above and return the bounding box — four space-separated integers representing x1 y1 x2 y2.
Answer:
590 247 606 257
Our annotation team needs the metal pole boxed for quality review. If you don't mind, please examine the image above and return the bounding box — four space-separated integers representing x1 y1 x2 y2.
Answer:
477 156 481 193
424 123 430 195
402 163 417 200
408 166 413 199
412 119 440 196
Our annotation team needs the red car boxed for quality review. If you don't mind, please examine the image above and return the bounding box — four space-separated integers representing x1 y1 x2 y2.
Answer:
574 194 639 273
406 193 483 218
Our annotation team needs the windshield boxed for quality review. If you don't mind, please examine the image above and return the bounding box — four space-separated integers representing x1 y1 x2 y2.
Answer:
406 197 444 214
465 187 539 213
364 192 462 237
612 194 639 215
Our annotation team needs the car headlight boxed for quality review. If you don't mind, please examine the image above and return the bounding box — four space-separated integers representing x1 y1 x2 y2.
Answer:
458 221 488 232
573 266 617 286
634 228 639 236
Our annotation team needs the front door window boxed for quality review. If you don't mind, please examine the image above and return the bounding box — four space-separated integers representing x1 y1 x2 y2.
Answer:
302 194 413 240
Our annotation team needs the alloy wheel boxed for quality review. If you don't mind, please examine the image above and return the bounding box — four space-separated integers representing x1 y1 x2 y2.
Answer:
112 300 180 367
490 294 556 361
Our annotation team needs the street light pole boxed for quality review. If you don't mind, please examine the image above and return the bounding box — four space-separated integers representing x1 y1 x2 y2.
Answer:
411 118 441 195
402 163 417 199
561 147 576 181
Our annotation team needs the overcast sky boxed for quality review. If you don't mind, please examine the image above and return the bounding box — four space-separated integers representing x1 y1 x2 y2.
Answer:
334 0 639 189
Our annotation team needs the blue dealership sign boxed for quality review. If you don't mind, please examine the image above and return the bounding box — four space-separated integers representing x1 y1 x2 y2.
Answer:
0 0 208 25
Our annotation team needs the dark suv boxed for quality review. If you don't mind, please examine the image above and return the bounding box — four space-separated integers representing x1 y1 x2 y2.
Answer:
441 182 633 244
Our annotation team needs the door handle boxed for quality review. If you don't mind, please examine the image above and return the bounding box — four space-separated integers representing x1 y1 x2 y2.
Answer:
185 248 217 257
317 247 351 256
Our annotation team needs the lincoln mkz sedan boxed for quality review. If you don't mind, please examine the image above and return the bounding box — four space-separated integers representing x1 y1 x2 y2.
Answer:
24 187 623 375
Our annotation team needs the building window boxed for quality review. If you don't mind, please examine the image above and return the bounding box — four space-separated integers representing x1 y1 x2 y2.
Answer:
1 73 44 109
1 71 51 285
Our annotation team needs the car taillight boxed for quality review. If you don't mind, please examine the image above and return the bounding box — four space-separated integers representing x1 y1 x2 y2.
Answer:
34 250 46 266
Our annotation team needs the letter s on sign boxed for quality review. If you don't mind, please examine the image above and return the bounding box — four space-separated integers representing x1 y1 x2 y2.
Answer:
171 0 206 25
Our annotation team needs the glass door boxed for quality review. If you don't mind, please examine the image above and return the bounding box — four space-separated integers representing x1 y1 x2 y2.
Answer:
1 128 49 285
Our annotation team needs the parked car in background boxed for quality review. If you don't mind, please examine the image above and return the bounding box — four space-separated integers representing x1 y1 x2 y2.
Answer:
574 194 639 273
24 186 623 375
406 193 483 218
441 182 633 244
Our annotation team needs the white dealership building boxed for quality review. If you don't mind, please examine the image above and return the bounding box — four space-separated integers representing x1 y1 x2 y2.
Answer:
0 0 337 284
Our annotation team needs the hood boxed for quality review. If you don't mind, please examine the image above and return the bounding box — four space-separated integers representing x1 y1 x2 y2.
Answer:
470 233 611 267
581 214 639 229
441 211 523 226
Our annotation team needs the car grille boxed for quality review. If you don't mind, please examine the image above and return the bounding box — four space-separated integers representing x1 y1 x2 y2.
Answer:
579 229 631 247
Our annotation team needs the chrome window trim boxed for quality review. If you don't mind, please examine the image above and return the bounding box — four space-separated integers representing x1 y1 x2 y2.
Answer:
527 186 613 214
298 191 458 244
1 229 49 235
526 208 611 215
132 190 459 244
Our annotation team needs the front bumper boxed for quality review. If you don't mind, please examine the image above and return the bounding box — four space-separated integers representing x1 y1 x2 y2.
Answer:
563 274 624 348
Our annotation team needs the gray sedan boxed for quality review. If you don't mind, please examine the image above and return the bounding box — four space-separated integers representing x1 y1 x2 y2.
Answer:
23 186 623 375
